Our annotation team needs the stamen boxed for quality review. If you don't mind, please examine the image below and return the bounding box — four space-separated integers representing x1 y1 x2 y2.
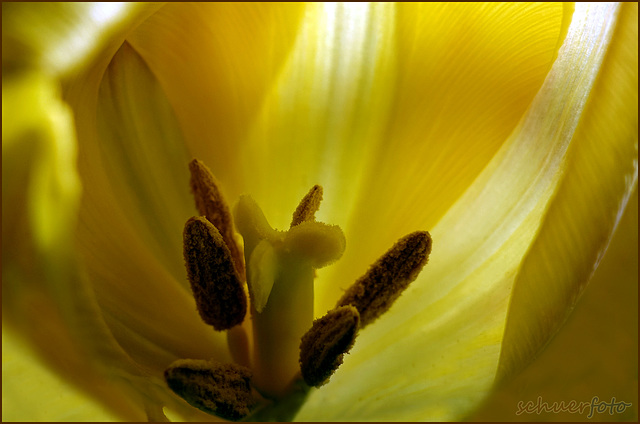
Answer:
290 185 323 227
183 216 247 330
337 231 432 328
164 359 255 421
299 305 359 387
189 159 245 280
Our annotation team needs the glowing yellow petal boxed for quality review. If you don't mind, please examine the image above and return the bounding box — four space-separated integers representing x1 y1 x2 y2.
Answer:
1 2 150 76
297 3 625 420
499 2 638 379
126 3 307 196
337 1 565 297
241 3 398 231
363 2 564 225
470 187 637 420
5 2 634 421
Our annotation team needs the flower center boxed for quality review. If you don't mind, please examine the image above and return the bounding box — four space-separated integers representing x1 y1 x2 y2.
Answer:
165 159 432 421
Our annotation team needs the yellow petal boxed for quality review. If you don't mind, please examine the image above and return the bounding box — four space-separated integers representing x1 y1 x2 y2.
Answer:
469 187 637 420
499 2 638 379
359 1 564 225
66 42 233 372
2 71 79 256
1 2 151 76
315 2 565 309
126 3 307 196
2 71 148 421
240 3 398 230
2 329 124 421
297 3 625 420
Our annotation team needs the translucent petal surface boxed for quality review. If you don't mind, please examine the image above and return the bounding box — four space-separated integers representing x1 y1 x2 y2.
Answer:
312 2 565 310
239 3 398 232
1 2 148 76
352 2 564 228
5 2 634 421
499 2 638 379
469 187 637 421
126 3 307 197
297 3 624 420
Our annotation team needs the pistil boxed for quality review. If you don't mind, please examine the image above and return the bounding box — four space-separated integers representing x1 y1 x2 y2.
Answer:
234 192 345 397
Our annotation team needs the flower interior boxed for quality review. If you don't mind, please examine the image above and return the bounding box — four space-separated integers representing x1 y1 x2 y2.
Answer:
164 159 431 421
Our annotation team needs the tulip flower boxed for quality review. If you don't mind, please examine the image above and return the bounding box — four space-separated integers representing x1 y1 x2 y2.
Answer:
2 2 637 421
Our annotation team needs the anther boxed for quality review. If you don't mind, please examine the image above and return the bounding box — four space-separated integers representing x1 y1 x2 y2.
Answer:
183 216 247 330
291 185 323 227
337 231 432 328
165 359 255 421
299 305 359 387
189 159 245 280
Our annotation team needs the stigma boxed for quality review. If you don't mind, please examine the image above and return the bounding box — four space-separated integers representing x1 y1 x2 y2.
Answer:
165 159 432 421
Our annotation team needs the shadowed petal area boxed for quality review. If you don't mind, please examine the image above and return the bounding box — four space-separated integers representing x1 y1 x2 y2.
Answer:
499 2 638 380
127 3 307 197
297 4 623 421
67 42 233 376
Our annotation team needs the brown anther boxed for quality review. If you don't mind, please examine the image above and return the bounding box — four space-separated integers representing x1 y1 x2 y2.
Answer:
337 231 432 328
183 216 246 330
189 159 245 280
291 185 323 227
165 359 255 421
299 305 359 387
